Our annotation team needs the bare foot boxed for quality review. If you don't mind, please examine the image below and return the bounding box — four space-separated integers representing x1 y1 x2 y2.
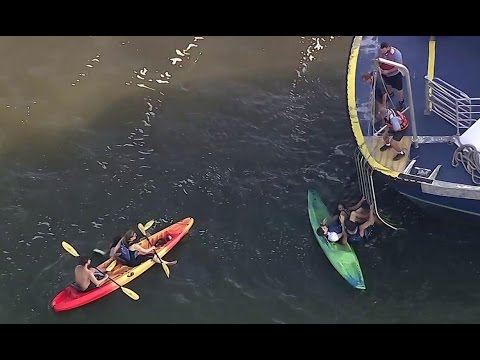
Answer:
162 260 177 266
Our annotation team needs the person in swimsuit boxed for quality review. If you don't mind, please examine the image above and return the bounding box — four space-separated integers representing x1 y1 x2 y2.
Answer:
73 256 109 292
115 230 177 268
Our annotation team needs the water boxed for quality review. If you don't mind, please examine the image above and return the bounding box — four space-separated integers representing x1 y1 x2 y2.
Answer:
1 36 480 323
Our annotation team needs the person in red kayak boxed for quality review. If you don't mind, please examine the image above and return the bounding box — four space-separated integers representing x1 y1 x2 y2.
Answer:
73 256 110 292
114 230 177 267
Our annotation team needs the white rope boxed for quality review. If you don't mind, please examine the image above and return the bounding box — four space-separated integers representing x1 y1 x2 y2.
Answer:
451 144 480 184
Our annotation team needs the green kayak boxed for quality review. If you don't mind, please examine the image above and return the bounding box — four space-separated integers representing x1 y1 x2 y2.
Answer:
307 189 366 290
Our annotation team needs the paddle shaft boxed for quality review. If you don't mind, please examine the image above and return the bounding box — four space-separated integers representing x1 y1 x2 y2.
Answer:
142 231 164 263
90 265 125 290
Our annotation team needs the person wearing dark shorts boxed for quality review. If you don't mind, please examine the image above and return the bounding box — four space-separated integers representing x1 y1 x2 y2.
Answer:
378 107 409 161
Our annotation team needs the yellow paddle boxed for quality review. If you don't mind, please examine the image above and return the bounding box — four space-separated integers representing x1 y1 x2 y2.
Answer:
106 260 117 272
144 220 155 231
137 223 174 278
61 241 139 301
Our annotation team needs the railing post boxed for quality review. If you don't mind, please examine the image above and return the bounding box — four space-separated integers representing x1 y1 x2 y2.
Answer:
378 58 419 148
455 99 460 136
424 77 432 115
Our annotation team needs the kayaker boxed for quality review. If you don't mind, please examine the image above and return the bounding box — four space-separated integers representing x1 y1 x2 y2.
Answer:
348 198 372 225
335 197 366 218
340 208 375 242
73 256 110 292
317 223 347 245
337 197 381 226
115 229 177 267
362 71 388 118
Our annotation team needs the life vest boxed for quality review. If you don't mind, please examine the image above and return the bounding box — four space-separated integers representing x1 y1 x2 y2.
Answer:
385 108 409 131
327 222 342 234
118 243 136 262
379 47 396 70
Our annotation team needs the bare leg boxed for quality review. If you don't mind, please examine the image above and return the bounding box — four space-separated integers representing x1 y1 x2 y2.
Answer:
397 89 404 102
382 133 390 145
152 256 177 265
390 139 402 153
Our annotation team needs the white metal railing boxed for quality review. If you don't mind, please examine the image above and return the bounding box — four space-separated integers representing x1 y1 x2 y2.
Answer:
425 76 480 135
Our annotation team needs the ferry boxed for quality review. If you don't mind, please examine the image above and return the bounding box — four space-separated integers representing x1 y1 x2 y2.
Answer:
347 36 480 228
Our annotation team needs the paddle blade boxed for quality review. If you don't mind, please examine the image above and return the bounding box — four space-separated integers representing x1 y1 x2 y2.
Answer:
138 223 146 235
121 286 140 301
162 263 170 278
62 241 80 257
106 260 116 272
144 220 155 231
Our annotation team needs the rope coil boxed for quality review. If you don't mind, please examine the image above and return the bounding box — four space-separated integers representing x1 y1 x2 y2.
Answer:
451 144 480 184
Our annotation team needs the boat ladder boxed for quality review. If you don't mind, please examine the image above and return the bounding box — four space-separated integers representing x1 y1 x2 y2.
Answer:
354 148 399 231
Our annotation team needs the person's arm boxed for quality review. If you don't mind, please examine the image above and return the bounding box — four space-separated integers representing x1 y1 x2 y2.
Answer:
381 92 388 107
132 243 156 255
348 197 366 212
88 270 109 287
359 209 375 237
338 214 348 245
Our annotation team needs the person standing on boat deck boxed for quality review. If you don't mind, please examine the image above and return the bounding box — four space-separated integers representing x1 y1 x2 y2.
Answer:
378 107 409 161
378 42 405 111
362 71 387 119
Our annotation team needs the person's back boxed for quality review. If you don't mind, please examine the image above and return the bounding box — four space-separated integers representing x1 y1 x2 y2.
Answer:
343 208 376 242
73 256 109 292
74 263 90 290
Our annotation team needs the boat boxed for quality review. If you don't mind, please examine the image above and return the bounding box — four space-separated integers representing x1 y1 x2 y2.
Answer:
307 189 366 290
51 217 194 312
347 36 480 223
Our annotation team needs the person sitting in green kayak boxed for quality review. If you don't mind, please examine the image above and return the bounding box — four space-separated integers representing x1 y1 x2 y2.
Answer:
114 230 177 267
317 213 347 245
318 223 347 245
72 256 110 292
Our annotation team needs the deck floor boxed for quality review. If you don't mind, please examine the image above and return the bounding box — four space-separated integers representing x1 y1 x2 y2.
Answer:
364 136 411 173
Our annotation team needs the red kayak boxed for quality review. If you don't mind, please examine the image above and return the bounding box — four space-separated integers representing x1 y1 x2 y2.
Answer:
51 217 194 312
